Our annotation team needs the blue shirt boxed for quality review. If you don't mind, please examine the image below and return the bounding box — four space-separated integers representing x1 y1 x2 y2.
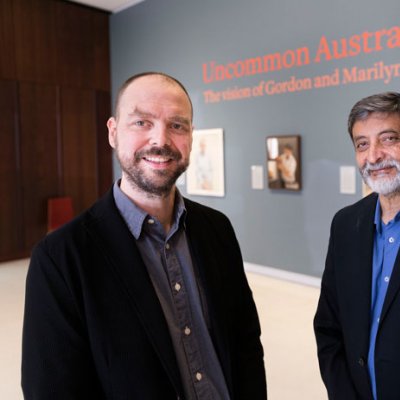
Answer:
113 181 230 400
368 199 400 399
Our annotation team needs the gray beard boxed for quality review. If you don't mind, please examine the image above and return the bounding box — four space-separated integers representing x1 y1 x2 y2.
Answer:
360 160 400 197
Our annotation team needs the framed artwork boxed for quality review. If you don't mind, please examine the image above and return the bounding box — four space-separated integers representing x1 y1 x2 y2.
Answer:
266 135 301 191
186 128 225 197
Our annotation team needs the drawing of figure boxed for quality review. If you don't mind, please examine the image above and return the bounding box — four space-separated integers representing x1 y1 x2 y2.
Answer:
195 137 213 190
276 144 299 189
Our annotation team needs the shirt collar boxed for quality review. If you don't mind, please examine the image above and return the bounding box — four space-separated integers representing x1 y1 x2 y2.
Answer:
113 180 187 239
374 197 400 234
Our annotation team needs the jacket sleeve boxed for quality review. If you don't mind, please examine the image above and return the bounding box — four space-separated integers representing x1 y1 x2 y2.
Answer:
313 217 359 400
21 241 105 400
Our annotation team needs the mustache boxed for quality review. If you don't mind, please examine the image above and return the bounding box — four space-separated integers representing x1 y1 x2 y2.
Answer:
135 146 182 161
360 159 400 177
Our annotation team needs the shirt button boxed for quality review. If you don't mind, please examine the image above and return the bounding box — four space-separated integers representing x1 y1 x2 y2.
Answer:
165 243 170 250
196 372 202 381
389 237 395 243
384 276 390 283
148 218 155 224
358 357 365 367
174 282 181 292
184 326 191 336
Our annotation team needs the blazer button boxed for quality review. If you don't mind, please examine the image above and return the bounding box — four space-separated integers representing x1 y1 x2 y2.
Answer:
358 357 366 367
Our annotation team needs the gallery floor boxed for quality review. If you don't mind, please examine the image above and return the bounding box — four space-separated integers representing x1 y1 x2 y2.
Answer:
0 258 327 399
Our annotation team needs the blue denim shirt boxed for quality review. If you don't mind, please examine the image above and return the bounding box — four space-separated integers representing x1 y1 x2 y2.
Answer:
368 199 400 399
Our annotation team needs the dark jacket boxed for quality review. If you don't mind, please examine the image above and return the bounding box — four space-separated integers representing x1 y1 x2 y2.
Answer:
314 192 400 399
22 189 267 399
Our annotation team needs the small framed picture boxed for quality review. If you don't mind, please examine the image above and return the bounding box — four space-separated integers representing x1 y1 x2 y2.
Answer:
186 128 225 197
266 135 301 191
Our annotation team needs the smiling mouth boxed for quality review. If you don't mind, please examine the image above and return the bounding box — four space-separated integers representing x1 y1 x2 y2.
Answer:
143 156 173 164
369 166 394 176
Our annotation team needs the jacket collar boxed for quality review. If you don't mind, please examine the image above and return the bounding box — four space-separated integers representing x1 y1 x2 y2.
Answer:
82 189 184 397
350 193 400 337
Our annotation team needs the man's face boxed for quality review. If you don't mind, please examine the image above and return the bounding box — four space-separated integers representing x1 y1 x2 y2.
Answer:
107 75 193 197
283 147 292 156
353 112 400 197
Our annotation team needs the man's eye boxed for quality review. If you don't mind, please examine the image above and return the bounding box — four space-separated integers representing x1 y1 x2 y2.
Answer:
134 120 145 127
382 135 398 142
355 141 368 150
171 122 190 133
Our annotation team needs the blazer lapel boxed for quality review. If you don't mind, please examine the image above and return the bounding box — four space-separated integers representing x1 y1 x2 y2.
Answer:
368 192 400 325
83 191 183 395
184 200 233 391
346 195 377 346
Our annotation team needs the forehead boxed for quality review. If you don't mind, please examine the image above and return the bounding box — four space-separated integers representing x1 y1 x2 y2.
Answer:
119 75 192 117
352 112 400 136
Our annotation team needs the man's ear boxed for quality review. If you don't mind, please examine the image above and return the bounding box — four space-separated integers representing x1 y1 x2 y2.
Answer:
107 117 117 149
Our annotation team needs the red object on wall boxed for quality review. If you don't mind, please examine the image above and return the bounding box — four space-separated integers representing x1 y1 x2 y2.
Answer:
47 197 74 232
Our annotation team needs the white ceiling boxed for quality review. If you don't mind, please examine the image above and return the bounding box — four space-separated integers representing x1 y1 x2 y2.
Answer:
68 0 145 13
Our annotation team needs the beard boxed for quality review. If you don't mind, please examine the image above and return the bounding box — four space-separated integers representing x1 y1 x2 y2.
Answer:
360 159 400 197
116 145 189 197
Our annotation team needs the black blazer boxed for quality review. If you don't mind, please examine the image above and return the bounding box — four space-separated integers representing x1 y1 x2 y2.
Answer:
314 193 400 399
22 189 267 400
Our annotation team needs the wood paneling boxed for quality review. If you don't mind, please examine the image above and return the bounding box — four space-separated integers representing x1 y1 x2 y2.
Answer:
0 0 112 262
0 80 21 258
19 82 60 250
0 1 16 79
61 87 98 214
56 1 110 90
13 0 58 83
92 12 111 91
95 90 113 196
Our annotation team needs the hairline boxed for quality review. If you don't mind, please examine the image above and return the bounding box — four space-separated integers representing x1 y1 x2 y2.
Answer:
348 92 400 140
114 72 193 121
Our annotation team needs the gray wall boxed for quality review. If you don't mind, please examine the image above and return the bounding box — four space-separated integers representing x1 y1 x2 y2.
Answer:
109 0 400 277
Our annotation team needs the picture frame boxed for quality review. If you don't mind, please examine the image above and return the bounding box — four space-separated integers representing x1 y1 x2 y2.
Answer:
266 135 301 191
186 128 225 197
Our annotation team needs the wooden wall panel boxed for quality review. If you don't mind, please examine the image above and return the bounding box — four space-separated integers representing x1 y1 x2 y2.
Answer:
92 12 111 91
13 0 58 83
0 80 22 260
95 90 113 196
0 0 111 261
61 87 98 214
56 2 110 90
0 0 16 79
19 82 60 251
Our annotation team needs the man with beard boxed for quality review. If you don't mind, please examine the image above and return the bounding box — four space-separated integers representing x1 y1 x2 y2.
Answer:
314 92 400 400
21 72 267 400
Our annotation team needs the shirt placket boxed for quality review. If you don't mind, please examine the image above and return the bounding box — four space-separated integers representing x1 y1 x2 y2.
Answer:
382 228 396 285
163 239 210 399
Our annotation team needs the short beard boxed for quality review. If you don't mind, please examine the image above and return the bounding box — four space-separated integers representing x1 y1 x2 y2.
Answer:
117 146 188 198
360 159 400 197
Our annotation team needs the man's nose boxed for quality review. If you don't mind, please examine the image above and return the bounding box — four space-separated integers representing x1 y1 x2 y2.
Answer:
149 125 170 147
367 142 384 165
